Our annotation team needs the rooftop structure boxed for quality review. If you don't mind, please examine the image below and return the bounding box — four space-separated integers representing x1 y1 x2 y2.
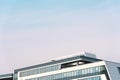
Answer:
0 52 120 80
51 52 97 61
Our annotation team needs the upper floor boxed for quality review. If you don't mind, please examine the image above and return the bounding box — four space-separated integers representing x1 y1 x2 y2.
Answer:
14 52 102 77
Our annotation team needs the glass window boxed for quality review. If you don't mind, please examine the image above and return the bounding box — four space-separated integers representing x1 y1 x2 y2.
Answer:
25 66 106 80
118 67 120 74
20 64 60 77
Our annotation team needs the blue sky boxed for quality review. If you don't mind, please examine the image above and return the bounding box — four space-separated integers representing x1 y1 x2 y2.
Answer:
0 0 120 74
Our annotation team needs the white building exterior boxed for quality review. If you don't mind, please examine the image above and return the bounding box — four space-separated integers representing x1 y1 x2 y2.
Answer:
1 52 120 80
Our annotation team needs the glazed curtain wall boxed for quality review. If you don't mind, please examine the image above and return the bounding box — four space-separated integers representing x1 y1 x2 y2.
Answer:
25 66 105 80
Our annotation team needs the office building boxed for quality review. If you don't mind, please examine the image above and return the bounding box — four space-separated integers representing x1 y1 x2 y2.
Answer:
1 52 120 80
0 73 13 80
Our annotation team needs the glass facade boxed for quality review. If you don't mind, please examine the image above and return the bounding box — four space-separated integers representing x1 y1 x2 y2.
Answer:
25 66 105 80
16 55 101 76
78 76 101 80
118 67 120 74
14 73 18 80
20 65 60 77
19 56 83 77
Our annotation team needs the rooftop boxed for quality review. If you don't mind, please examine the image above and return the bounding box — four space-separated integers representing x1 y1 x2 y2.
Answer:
14 52 101 73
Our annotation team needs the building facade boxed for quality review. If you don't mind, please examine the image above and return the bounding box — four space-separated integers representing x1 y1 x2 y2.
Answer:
1 52 120 80
0 73 13 80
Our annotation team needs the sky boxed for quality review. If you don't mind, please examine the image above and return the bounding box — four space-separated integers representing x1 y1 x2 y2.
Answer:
0 0 120 74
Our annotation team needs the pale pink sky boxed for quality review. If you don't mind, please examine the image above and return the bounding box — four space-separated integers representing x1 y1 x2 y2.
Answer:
0 0 120 74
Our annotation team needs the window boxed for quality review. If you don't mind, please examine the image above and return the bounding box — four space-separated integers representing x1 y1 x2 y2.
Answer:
78 76 101 80
61 60 91 69
25 66 106 80
118 67 120 74
19 65 60 77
